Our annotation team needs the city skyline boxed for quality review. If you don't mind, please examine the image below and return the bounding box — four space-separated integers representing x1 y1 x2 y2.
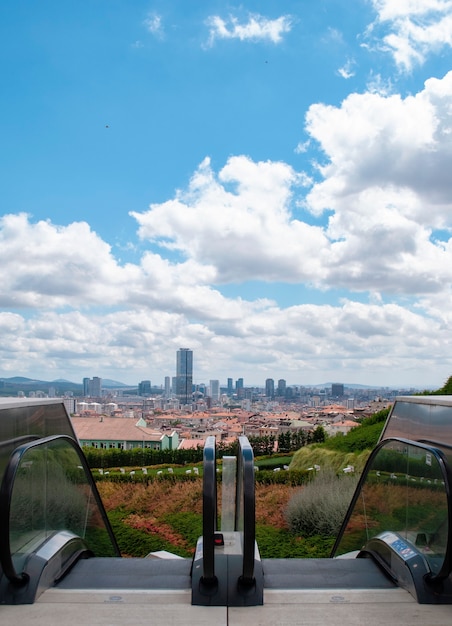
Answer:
2 2 452 389
1 368 420 392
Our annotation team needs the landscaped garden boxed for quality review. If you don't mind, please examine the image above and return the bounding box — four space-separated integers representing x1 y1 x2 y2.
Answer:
90 408 391 559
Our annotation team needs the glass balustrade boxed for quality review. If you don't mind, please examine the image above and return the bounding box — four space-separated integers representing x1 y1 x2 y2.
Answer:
5 435 118 579
333 439 450 578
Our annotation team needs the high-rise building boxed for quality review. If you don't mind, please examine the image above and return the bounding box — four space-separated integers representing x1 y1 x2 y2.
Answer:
332 383 344 398
265 378 275 399
90 377 102 397
63 397 77 416
176 348 193 405
209 380 220 403
164 376 171 397
277 379 286 397
138 380 152 396
83 376 102 398
227 378 233 396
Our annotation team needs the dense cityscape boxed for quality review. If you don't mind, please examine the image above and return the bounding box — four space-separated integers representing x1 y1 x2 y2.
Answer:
1 348 422 453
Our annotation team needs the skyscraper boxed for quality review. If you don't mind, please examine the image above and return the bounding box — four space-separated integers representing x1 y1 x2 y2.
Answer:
265 378 275 399
90 377 102 397
138 380 151 396
277 379 286 397
83 376 102 398
331 383 344 398
164 376 171 398
209 380 220 403
176 348 193 406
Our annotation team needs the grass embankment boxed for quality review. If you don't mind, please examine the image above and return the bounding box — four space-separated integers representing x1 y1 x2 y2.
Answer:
290 408 389 473
289 446 371 474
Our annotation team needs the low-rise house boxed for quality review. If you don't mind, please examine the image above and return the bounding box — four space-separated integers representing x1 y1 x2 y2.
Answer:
71 416 179 451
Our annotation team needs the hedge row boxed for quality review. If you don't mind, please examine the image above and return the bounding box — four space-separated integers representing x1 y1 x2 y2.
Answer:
84 436 312 470
255 469 310 486
95 472 199 485
84 446 203 469
93 468 309 486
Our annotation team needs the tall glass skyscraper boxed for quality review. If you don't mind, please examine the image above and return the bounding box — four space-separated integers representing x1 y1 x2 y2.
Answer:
176 348 193 405
265 378 275 399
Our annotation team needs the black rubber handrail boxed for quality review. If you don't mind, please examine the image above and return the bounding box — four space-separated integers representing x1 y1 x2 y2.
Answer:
331 436 452 582
201 435 217 585
0 434 120 585
236 436 256 584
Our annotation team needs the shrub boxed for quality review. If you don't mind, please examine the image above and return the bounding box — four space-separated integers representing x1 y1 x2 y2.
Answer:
285 469 359 538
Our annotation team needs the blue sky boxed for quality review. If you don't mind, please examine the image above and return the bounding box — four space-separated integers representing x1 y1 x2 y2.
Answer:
1 0 452 389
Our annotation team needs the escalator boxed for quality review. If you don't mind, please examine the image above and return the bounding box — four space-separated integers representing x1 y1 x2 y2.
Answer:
331 437 452 603
1 396 452 612
262 435 452 604
0 413 260 607
0 433 120 603
191 435 263 606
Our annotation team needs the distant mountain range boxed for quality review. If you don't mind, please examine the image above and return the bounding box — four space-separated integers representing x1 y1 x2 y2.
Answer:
320 382 403 390
0 376 132 394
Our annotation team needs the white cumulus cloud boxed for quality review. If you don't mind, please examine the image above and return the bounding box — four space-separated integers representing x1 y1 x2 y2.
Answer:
368 0 452 70
205 13 292 46
131 156 328 284
0 213 140 308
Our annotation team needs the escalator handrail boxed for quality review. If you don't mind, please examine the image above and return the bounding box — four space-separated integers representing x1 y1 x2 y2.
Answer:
202 435 217 584
0 434 120 586
236 436 256 584
331 436 452 581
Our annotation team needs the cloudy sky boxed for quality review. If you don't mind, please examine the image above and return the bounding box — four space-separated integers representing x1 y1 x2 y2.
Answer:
2 0 452 389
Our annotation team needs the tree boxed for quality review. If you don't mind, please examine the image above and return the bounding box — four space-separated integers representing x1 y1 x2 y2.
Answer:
248 435 276 456
278 431 291 453
312 426 326 443
418 375 452 395
291 429 307 450
435 375 452 395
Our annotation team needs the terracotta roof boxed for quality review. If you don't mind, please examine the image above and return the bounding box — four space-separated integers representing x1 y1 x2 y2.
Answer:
71 417 165 442
178 438 205 450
